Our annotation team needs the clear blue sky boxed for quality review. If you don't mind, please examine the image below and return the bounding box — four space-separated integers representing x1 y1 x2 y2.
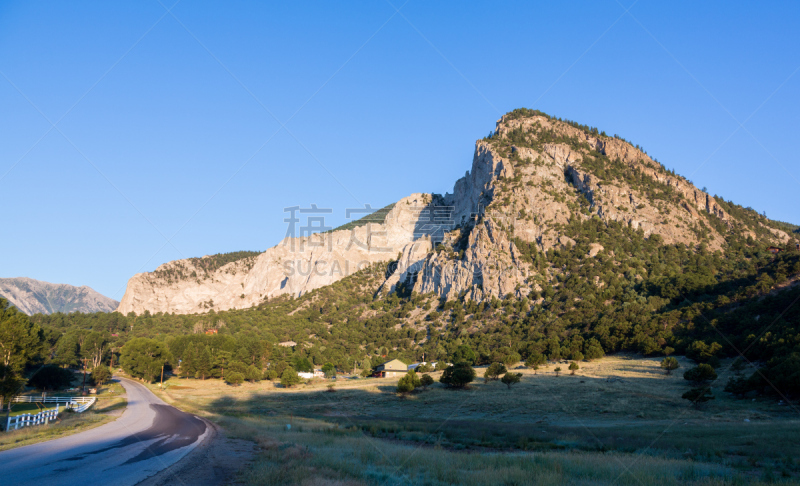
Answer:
1 1 798 300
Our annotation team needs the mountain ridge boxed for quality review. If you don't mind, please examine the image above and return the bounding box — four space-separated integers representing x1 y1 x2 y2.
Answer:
116 109 798 315
0 277 119 315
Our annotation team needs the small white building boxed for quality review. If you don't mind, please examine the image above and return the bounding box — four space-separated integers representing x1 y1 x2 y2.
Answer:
298 370 325 379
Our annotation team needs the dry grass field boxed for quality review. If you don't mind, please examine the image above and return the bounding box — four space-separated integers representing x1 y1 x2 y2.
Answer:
145 355 800 485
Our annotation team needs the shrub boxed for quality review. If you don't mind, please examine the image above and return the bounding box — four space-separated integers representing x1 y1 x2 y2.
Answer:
322 363 337 379
501 372 522 389
440 363 476 388
91 365 112 386
568 362 579 375
397 370 421 394
245 365 262 382
226 371 245 386
682 386 714 408
484 362 507 381
281 367 302 388
684 364 717 384
661 357 680 375
420 374 434 389
416 363 433 373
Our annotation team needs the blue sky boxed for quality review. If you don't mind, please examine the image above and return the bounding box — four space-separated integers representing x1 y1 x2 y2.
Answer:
1 1 798 300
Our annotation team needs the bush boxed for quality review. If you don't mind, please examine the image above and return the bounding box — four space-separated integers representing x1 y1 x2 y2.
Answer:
264 368 278 381
397 370 421 394
322 363 337 379
416 363 433 373
28 365 74 390
281 367 302 388
501 372 522 389
661 357 680 375
420 374 434 389
569 362 579 375
484 362 507 381
682 386 714 408
684 364 717 384
226 371 245 386
91 365 112 386
440 363 475 388
245 365 262 382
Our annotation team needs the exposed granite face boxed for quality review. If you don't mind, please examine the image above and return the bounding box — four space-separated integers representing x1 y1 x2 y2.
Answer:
0 277 118 315
118 113 794 314
117 194 436 315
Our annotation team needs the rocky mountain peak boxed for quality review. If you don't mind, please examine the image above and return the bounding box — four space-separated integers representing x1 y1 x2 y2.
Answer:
117 109 797 315
0 277 119 315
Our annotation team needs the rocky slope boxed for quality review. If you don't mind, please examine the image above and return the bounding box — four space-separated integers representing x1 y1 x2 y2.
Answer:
0 277 119 315
378 110 794 302
117 194 437 315
118 109 797 315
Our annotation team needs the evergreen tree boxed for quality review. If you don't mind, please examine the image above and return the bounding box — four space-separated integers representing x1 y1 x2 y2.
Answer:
661 357 680 375
195 346 213 380
501 372 522 389
281 367 301 388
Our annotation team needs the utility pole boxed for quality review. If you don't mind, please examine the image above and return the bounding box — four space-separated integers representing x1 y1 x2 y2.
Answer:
160 364 165 388
81 358 87 395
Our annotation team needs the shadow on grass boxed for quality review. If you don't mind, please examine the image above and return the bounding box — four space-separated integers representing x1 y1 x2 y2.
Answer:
198 371 800 474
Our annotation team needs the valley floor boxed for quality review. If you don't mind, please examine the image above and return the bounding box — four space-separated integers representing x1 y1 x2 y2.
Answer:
145 355 800 485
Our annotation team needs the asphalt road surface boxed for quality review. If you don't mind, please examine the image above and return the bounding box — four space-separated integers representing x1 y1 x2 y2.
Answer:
0 376 208 486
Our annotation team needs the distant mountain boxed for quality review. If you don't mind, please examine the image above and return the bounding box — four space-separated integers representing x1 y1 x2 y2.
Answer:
0 277 119 315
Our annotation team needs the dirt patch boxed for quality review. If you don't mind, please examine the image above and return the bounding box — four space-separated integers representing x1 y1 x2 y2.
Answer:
137 419 258 486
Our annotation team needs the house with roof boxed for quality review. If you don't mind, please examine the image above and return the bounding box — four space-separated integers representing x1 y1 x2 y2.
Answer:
373 359 407 378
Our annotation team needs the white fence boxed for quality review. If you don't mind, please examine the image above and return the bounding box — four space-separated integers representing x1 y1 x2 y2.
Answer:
5 396 97 431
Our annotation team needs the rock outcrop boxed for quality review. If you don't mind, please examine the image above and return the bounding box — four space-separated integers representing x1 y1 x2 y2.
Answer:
0 277 118 315
117 194 436 315
118 110 796 314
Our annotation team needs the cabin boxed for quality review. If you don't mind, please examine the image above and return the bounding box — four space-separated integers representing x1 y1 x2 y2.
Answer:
768 246 783 254
373 359 408 378
205 329 218 335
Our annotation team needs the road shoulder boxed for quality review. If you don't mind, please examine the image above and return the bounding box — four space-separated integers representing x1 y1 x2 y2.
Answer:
136 418 258 486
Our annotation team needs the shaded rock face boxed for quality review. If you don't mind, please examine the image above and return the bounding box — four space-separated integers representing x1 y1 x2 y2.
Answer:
0 277 118 315
118 112 794 314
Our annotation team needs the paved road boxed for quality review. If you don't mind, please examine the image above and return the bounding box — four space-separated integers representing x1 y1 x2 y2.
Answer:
0 377 208 486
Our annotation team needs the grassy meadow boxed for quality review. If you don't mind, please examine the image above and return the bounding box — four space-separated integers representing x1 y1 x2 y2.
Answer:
145 355 800 485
